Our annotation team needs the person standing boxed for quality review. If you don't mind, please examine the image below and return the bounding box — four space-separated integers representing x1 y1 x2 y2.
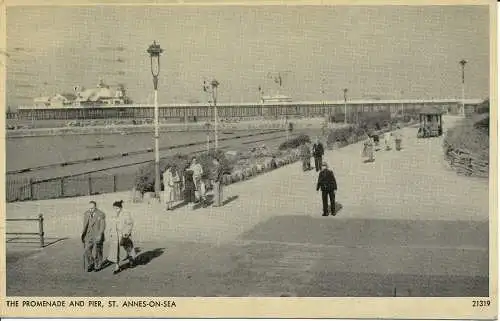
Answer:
211 157 224 207
163 165 180 211
81 201 106 272
183 164 197 209
363 135 375 162
300 143 312 171
316 162 338 216
107 200 137 275
190 157 205 203
384 132 393 151
394 131 403 151
312 138 324 172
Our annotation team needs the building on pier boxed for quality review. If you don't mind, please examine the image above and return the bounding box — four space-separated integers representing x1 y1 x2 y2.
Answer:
32 79 132 108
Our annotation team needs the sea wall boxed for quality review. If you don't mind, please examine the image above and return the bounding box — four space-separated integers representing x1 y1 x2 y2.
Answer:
7 118 329 138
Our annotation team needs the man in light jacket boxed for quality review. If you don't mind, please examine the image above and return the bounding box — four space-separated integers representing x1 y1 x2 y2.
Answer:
81 201 106 272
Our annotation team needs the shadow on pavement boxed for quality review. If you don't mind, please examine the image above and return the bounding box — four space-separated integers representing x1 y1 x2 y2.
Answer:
170 201 188 211
333 202 343 215
196 194 239 208
135 247 165 266
6 236 68 248
222 195 239 206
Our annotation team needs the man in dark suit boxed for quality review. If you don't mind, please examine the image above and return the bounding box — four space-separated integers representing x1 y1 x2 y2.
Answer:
81 201 106 272
312 138 325 172
316 162 338 216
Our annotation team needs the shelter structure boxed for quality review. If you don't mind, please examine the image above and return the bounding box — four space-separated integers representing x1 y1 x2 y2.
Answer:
418 106 444 138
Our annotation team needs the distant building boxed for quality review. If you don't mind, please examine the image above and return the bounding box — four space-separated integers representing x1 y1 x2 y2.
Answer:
32 79 131 108
75 80 129 106
33 96 51 107
261 94 292 103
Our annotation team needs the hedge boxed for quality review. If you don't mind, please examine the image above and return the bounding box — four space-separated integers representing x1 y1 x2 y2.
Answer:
278 134 311 150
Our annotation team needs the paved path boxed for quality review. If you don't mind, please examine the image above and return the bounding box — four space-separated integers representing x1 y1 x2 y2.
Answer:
6 115 490 296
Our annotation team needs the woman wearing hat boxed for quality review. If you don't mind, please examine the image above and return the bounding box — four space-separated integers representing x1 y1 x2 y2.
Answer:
106 200 137 274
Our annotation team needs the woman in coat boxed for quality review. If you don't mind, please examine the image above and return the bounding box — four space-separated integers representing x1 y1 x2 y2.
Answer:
183 164 196 209
163 165 180 211
106 200 137 274
363 135 375 162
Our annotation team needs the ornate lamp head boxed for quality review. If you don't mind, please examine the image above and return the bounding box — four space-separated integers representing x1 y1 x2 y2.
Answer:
147 41 163 80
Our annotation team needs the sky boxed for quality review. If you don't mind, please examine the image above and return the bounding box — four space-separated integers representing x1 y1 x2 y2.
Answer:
6 5 490 108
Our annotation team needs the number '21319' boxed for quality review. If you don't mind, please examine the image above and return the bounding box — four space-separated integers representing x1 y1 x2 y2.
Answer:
472 300 491 307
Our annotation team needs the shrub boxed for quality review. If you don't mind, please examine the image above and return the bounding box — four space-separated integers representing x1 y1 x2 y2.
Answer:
278 134 311 150
134 150 234 194
476 99 490 114
357 111 391 131
326 126 356 146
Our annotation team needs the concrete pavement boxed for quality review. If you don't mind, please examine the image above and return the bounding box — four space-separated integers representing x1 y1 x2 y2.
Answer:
5 115 490 296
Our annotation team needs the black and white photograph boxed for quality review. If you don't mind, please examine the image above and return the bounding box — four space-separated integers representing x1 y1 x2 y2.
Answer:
2 1 496 318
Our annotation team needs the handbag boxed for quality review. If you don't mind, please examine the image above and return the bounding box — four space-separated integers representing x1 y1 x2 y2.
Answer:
119 235 132 247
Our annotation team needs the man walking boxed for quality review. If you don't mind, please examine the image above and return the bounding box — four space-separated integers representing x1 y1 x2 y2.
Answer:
211 157 224 207
312 138 324 172
81 201 106 272
316 162 338 216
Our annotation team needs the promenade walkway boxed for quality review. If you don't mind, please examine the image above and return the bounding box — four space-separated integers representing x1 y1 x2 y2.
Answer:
6 116 490 297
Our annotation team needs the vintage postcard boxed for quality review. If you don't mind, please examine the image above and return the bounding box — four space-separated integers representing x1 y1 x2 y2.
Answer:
0 0 497 319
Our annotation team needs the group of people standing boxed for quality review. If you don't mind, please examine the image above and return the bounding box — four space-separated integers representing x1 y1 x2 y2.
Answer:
362 130 403 162
162 156 225 211
300 138 325 172
81 200 137 275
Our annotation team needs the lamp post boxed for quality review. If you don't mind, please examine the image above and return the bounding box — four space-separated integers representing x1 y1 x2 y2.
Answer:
343 88 348 124
258 85 265 119
147 41 163 200
203 79 220 150
459 59 467 117
400 90 404 119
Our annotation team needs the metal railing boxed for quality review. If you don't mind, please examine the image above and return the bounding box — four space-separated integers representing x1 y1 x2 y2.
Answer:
6 214 45 247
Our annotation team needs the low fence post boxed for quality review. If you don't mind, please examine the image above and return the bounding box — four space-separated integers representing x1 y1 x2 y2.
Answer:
29 178 34 200
38 214 45 248
113 174 117 193
60 178 64 197
87 174 92 195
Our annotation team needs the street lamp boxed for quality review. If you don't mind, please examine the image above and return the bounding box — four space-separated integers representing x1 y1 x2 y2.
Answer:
258 85 265 119
459 59 467 117
203 79 220 150
400 90 404 119
147 40 163 200
343 88 348 124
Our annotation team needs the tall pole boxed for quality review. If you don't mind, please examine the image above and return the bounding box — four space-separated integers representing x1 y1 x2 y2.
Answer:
154 86 160 198
147 41 163 201
204 79 220 150
259 85 264 119
400 90 404 119
214 86 218 150
343 88 348 124
460 59 467 117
